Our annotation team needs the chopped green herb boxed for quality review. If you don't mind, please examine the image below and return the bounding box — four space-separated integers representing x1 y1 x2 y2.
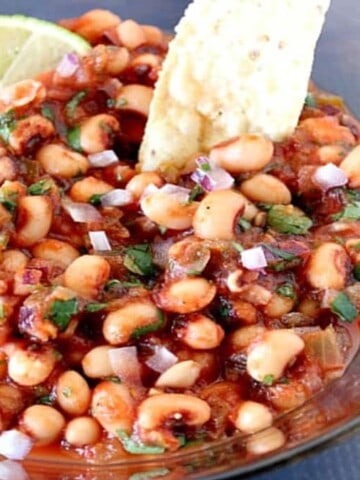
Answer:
233 242 244 253
352 242 360 251
276 283 297 300
62 387 72 398
187 184 204 203
37 395 53 406
28 179 53 195
115 97 128 108
123 244 155 276
129 468 170 480
262 374 275 386
65 90 88 118
66 125 82 152
0 191 17 213
0 110 16 143
117 430 165 455
334 201 360 221
216 299 232 320
105 279 144 290
199 162 211 172
267 205 313 235
89 193 103 206
85 302 108 313
48 298 78 331
104 376 121 384
279 377 290 385
304 93 316 108
238 217 251 231
330 292 357 323
262 244 297 261
186 269 202 276
354 264 360 281
41 105 55 122
106 98 116 108
132 310 165 339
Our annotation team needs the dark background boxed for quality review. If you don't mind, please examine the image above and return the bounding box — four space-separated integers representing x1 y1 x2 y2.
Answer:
1 1 360 479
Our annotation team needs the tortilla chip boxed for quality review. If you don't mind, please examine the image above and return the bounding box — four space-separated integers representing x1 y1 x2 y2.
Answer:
139 0 331 175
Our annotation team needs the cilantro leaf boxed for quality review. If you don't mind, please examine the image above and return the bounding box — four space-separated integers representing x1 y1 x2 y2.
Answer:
66 126 82 152
262 244 297 261
330 292 357 322
117 430 165 455
276 283 297 300
85 302 108 313
0 110 16 143
237 217 251 232
187 185 204 203
41 105 55 122
0 191 17 213
28 179 53 195
89 193 103 206
36 395 53 406
334 201 360 221
262 374 275 386
304 93 316 108
267 205 313 234
48 298 78 331
105 279 144 290
123 244 155 276
132 309 165 339
65 90 88 119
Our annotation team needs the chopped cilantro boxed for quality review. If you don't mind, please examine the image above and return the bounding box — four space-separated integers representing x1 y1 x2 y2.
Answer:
330 292 357 323
199 162 211 172
267 205 313 234
123 244 155 276
0 110 16 143
85 302 108 313
0 191 17 213
279 377 290 385
37 395 53 406
105 279 144 290
304 93 316 108
41 105 55 122
132 309 165 339
354 264 360 281
104 376 121 384
115 97 128 108
66 125 82 152
334 201 360 221
276 283 297 300
28 179 53 195
65 90 88 118
48 298 78 331
262 374 275 386
89 193 103 206
187 184 204 203
262 244 297 261
233 242 244 253
237 217 251 231
117 430 165 455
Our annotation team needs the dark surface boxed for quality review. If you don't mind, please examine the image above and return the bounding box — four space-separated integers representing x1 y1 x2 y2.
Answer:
2 1 360 479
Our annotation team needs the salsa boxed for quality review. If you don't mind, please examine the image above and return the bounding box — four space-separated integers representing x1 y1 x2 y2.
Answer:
0 8 359 462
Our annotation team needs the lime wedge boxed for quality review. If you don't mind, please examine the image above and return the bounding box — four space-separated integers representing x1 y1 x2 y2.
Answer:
0 15 91 86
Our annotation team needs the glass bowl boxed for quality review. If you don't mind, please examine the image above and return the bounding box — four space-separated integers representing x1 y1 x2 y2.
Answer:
2 1 360 478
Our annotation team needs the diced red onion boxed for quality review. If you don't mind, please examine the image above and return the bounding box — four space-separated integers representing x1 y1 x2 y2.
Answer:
160 184 192 203
108 347 142 385
145 345 178 373
100 189 133 207
191 156 234 192
56 52 80 77
88 150 119 168
0 460 29 480
62 199 102 223
89 231 112 252
22 268 42 285
0 430 33 460
312 163 348 191
241 246 268 270
152 239 174 269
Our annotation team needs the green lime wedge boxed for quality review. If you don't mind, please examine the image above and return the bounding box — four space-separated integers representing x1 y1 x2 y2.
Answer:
0 15 91 86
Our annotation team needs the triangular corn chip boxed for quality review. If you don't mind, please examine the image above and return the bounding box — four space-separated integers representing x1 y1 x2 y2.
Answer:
139 0 331 175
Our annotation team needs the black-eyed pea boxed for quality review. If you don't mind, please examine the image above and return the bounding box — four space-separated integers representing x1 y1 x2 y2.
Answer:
8 346 56 387
240 174 291 205
0 384 24 426
176 314 224 349
79 114 120 154
156 278 217 314
32 239 80 269
1 249 28 273
246 329 305 382
116 84 154 117
306 242 348 290
264 293 295 318
0 156 16 182
142 25 165 45
94 45 130 76
91 381 136 435
64 417 102 447
193 190 245 240
209 135 274 174
56 370 91 416
59 9 121 43
125 172 164 200
116 19 147 49
317 145 346 165
340 145 360 188
14 196 52 247
8 115 54 155
81 345 114 378
69 176 113 203
233 401 273 434
21 405 65 446
130 53 162 69
345 238 360 264
64 255 111 298
232 300 258 325
155 360 201 389
297 297 320 318
36 144 89 178
239 285 272 306
228 325 266 351
246 427 286 455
